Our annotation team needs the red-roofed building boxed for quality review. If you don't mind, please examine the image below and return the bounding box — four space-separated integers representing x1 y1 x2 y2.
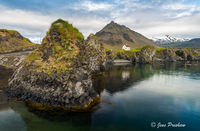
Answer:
122 44 131 50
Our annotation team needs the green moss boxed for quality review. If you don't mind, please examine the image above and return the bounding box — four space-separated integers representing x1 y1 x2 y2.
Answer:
60 65 67 72
105 48 111 52
26 54 40 61
131 48 141 52
66 58 71 62
0 29 18 34
62 41 69 48
77 35 84 41
52 19 84 42
68 67 73 71
141 45 156 51
117 49 124 53
155 51 163 58
156 48 165 51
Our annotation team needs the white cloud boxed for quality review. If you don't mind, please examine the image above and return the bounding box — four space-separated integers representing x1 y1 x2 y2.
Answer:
0 5 54 31
72 0 114 11
162 3 195 10
66 16 110 37
0 5 56 43
1 0 200 43
0 4 109 43
136 13 200 38
161 3 198 18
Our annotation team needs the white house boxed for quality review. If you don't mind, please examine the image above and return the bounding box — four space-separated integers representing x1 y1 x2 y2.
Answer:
122 44 131 51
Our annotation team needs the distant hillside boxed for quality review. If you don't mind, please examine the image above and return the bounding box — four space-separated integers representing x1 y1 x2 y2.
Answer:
160 38 200 48
0 29 37 53
95 21 156 50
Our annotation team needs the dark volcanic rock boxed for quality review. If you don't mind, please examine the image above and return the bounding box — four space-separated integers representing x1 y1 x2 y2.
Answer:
139 45 156 64
5 19 106 111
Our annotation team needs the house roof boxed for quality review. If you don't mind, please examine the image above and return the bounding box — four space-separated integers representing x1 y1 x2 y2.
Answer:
125 44 130 47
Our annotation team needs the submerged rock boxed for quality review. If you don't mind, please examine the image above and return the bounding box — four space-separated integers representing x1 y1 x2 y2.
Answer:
5 19 106 111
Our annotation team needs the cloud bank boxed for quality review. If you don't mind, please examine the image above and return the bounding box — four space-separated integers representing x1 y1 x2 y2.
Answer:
0 0 200 43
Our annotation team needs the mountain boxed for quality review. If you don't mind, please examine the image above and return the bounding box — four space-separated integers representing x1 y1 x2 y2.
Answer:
95 21 156 49
152 35 189 45
160 38 200 48
0 29 37 53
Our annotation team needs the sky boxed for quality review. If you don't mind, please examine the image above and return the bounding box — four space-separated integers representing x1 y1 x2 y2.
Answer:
0 0 200 43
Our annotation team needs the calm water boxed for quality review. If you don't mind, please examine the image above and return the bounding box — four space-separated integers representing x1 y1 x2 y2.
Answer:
0 63 200 131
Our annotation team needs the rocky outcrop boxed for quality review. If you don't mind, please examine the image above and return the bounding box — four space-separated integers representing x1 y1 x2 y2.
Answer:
138 46 156 63
108 46 200 64
5 19 106 111
154 48 200 62
0 29 37 54
0 51 32 69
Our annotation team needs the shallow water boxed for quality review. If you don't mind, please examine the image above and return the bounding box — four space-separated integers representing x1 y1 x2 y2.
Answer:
0 63 200 131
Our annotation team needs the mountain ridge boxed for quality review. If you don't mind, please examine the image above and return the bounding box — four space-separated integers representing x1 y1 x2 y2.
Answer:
151 35 189 45
95 21 156 49
160 38 200 48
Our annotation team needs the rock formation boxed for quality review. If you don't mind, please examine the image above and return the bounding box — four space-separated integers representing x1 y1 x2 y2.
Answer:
5 19 106 111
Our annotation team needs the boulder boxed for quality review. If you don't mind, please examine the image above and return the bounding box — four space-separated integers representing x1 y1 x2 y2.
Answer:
138 45 156 63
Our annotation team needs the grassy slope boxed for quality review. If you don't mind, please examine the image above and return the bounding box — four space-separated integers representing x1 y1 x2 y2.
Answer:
0 29 36 53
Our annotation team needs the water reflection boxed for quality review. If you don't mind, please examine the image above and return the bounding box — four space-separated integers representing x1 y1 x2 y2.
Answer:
0 62 200 131
0 108 27 131
93 64 156 94
121 71 130 80
0 66 13 89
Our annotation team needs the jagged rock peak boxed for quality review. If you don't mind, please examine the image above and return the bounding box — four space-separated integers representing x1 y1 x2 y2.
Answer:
42 19 84 45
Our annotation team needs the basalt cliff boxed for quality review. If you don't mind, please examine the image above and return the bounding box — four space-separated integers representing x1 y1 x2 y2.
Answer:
5 19 106 111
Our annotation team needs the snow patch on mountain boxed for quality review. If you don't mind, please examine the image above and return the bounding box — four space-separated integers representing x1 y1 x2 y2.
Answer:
151 35 190 44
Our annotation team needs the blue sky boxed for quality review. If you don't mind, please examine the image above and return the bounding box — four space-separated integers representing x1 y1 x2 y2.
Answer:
0 0 200 43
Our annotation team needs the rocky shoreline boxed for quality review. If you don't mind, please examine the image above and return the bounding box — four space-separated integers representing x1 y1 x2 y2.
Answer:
0 51 33 69
107 46 200 64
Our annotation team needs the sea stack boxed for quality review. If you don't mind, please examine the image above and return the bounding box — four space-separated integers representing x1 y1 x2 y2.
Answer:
5 19 106 111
